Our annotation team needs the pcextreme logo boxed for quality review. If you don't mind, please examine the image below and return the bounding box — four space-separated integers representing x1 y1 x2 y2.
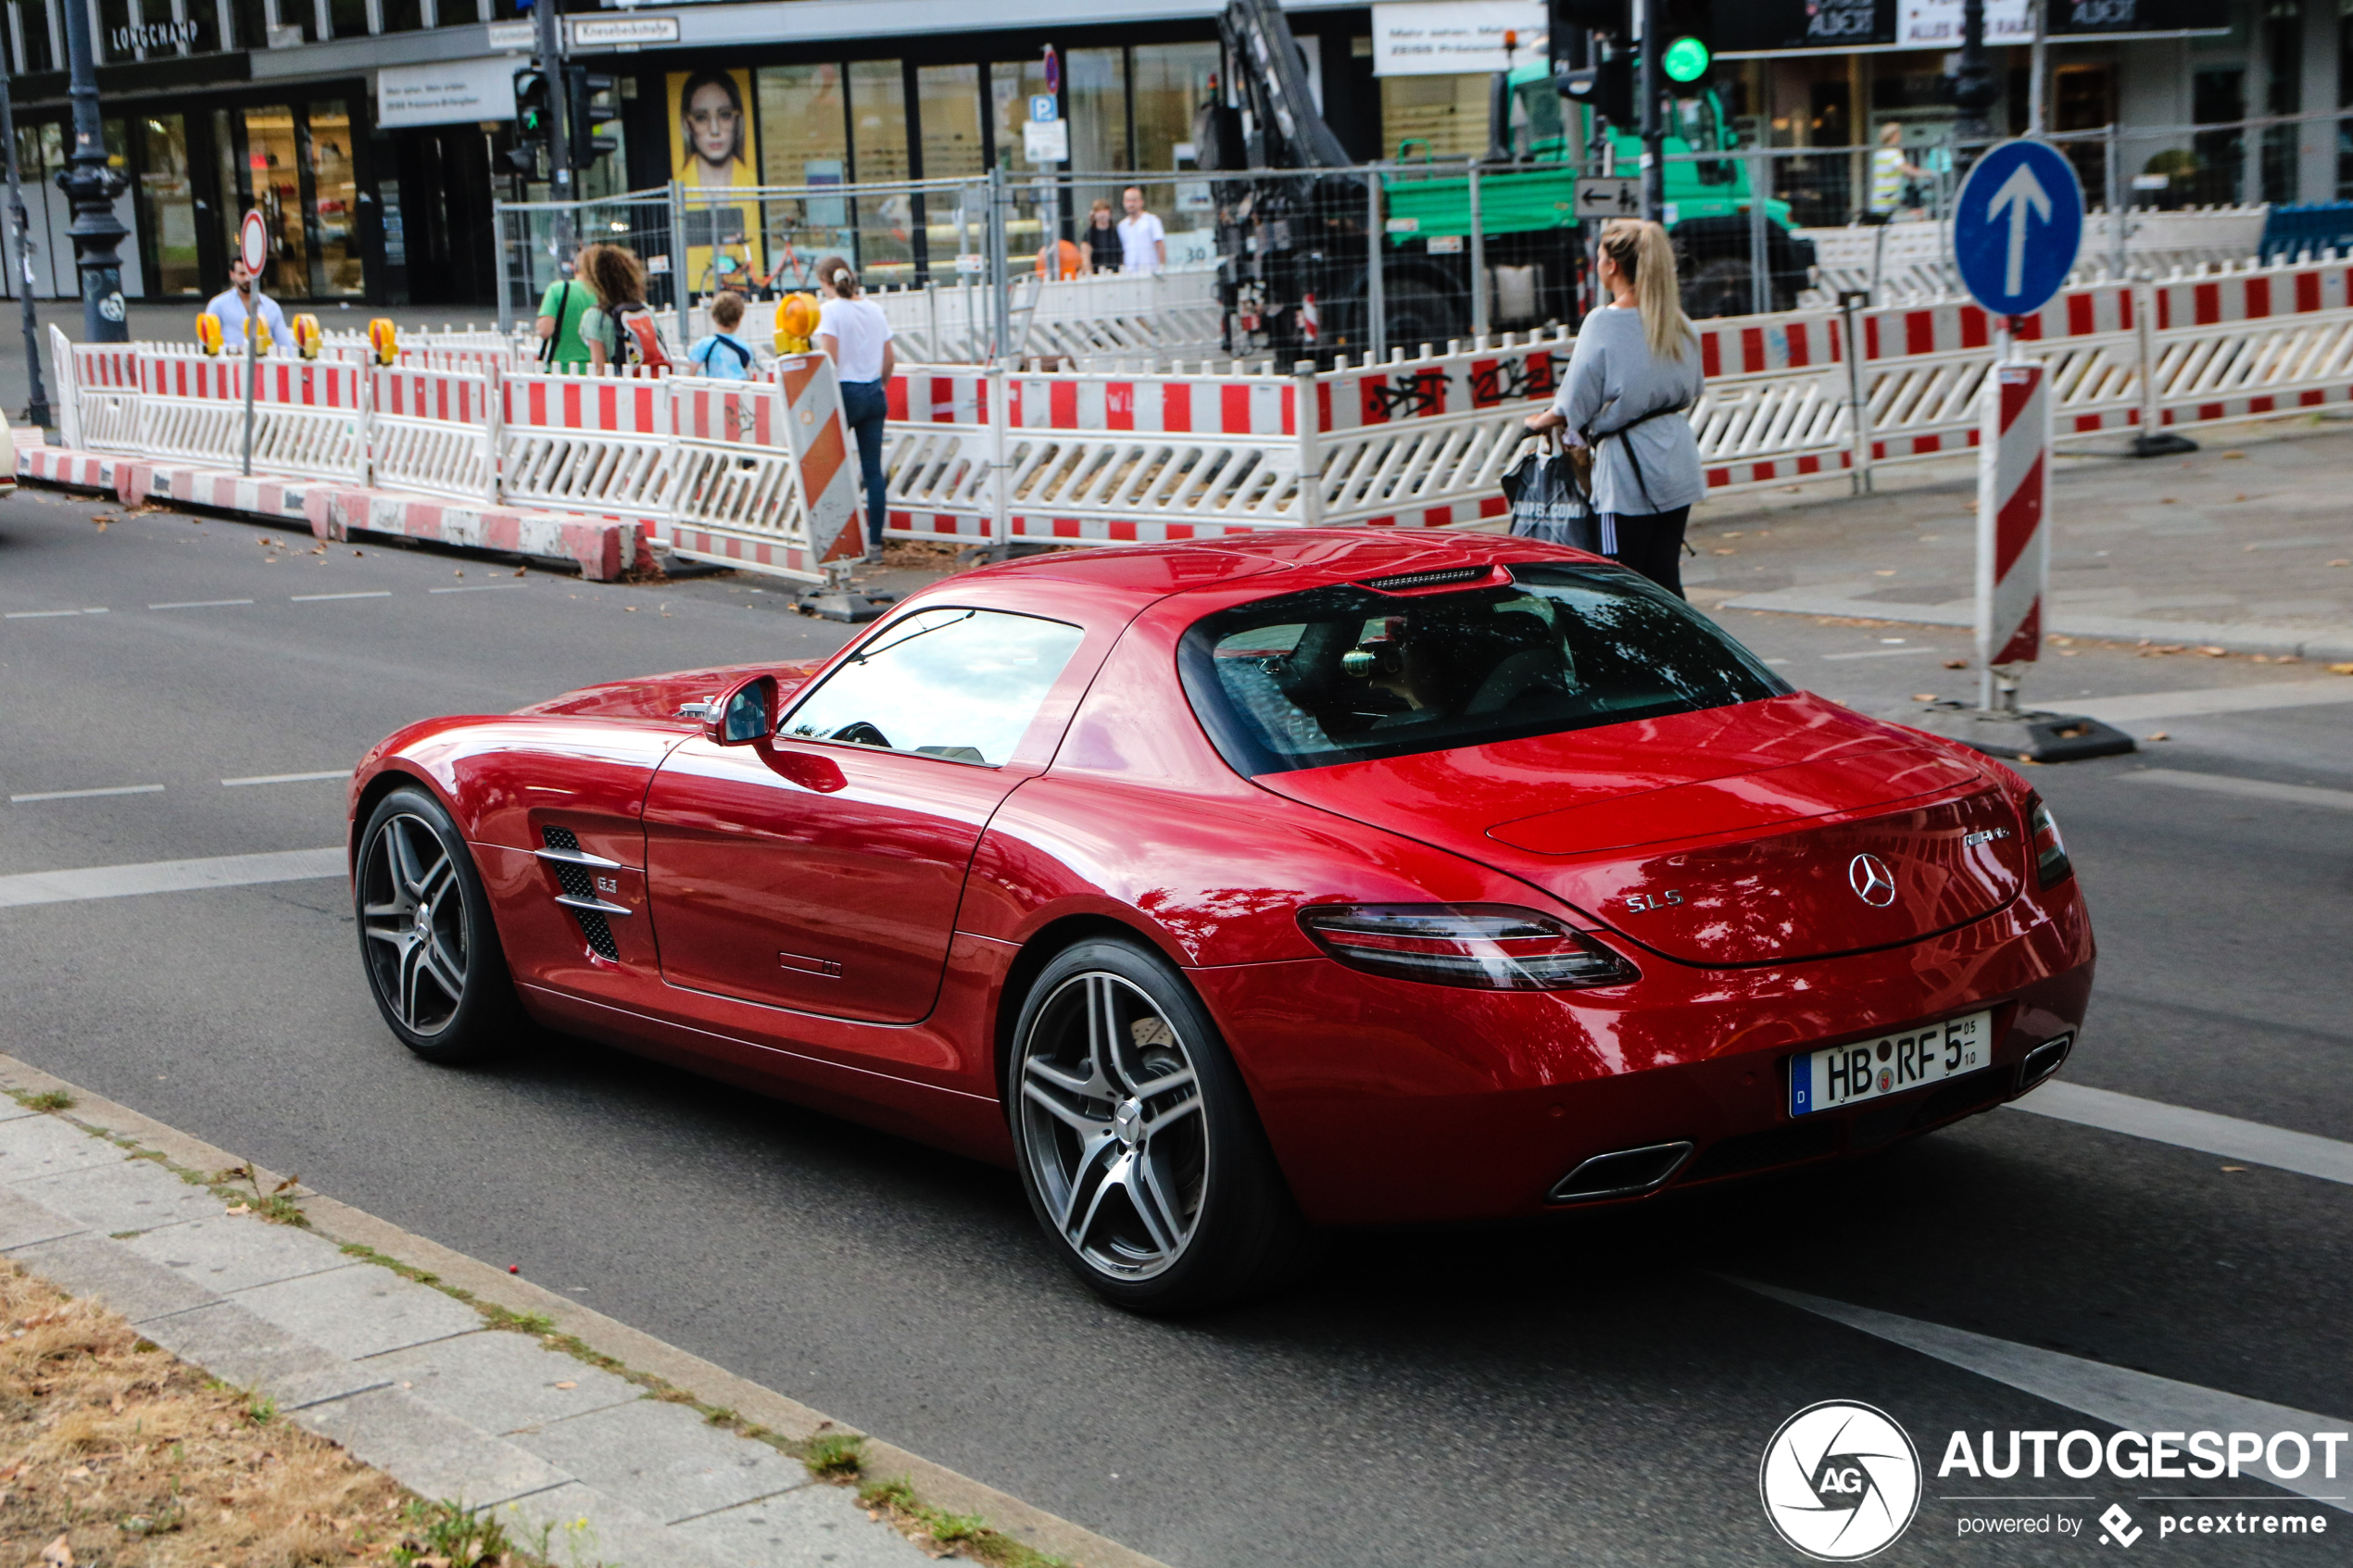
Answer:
1760 1400 1923 1561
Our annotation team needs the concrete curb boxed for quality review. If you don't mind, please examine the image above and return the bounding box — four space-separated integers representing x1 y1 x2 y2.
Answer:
0 1051 1167 1568
1719 585 2353 662
15 440 654 584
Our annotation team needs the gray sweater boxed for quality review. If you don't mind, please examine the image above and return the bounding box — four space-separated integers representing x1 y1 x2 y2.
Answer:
1549 304 1706 517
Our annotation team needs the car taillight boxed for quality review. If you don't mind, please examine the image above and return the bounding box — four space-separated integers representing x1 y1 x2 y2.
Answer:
2025 794 2071 888
1297 903 1639 990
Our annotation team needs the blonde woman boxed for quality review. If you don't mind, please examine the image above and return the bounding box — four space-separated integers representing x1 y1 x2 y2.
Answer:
815 256 895 562
1526 220 1705 596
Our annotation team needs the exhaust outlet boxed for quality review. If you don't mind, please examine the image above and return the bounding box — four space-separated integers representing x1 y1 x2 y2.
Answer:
1547 1140 1694 1204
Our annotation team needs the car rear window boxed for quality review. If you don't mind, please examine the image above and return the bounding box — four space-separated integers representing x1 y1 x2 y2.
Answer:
1177 563 1791 776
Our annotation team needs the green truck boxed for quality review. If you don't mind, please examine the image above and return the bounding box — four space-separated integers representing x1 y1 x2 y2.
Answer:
1200 0 1814 361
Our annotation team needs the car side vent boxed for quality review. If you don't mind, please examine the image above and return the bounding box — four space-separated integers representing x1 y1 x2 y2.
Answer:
1357 565 1497 594
540 826 620 961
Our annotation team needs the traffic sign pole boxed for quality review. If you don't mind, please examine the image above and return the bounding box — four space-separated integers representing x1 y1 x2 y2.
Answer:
237 209 268 479
1910 140 2133 763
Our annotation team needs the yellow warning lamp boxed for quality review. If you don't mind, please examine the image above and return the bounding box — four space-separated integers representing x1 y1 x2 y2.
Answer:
292 312 323 360
367 317 399 366
774 292 819 355
245 315 272 355
195 312 223 356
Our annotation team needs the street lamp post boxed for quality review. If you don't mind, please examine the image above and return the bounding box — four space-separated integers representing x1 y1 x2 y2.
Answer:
0 70 51 425
57 0 130 343
1636 0 1664 220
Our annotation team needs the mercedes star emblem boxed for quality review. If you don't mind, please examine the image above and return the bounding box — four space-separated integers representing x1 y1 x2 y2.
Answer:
1848 853 1897 908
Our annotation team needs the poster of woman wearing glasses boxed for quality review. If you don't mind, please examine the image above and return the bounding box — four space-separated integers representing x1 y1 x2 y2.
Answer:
667 68 765 298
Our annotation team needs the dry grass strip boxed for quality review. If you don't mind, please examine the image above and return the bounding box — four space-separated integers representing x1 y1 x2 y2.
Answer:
0 1258 435 1565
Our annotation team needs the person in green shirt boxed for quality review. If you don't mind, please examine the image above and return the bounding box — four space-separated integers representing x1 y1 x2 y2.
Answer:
535 245 593 369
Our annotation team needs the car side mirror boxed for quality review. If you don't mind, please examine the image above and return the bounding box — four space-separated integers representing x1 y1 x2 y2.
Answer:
706 675 777 746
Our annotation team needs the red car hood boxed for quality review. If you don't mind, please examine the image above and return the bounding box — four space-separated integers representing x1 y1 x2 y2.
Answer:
1253 695 2029 967
513 659 828 725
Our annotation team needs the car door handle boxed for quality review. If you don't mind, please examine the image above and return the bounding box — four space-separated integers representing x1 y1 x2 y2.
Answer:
765 749 847 794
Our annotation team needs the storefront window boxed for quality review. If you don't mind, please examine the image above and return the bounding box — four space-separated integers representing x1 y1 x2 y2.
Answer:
918 63 984 182
1132 42 1214 174
13 0 56 73
382 0 423 31
327 0 366 40
759 64 849 193
304 100 364 297
848 60 912 279
240 107 311 296
991 57 1055 171
139 114 201 297
1379 74 1488 162
1067 46 1126 225
94 0 129 60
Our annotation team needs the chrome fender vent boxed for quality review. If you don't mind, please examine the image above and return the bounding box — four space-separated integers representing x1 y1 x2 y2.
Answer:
539 825 623 961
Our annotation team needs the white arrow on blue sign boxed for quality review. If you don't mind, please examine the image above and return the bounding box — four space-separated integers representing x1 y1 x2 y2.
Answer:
1952 138 2083 319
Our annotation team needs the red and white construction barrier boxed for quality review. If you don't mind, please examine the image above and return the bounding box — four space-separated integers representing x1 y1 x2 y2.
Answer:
1976 358 2050 689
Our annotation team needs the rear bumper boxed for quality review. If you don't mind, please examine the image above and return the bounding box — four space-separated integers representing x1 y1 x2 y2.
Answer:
1195 892 2094 1225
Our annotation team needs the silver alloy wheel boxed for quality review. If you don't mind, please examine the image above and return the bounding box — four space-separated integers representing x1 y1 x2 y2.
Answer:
359 812 470 1035
1017 972 1208 1281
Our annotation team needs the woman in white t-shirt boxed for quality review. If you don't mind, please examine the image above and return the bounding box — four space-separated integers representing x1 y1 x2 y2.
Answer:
815 257 896 562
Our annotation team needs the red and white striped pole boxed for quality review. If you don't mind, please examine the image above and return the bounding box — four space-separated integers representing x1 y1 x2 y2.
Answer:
1976 322 2051 711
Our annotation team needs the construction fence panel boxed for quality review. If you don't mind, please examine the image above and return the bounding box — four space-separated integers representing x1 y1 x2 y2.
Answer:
133 353 367 484
371 366 500 505
497 368 675 530
664 372 824 577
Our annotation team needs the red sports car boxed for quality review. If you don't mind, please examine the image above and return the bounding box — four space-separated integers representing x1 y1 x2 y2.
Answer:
349 531 2092 1311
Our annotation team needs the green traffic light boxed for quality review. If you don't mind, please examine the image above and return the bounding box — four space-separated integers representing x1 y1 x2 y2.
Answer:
1662 35 1710 83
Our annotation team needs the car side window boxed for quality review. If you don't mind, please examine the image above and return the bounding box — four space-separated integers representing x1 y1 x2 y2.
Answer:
779 608 1086 766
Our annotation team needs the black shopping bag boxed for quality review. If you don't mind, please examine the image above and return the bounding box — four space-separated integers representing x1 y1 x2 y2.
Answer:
1500 441 1599 551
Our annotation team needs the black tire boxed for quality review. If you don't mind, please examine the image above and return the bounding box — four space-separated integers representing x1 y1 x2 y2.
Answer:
1383 275 1466 356
355 786 523 1064
1006 937 1315 1313
1682 257 1755 320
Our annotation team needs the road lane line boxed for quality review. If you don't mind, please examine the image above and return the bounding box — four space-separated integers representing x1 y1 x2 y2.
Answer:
429 583 527 594
0 847 344 908
2006 1080 2353 1185
1819 646 1942 660
5 609 82 619
1738 1281 2353 1513
149 598 254 610
290 591 391 602
221 771 349 786
2121 769 2353 814
2069 680 2353 725
8 784 166 803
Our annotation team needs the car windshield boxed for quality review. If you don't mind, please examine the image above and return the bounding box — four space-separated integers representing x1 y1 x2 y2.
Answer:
1178 563 1790 776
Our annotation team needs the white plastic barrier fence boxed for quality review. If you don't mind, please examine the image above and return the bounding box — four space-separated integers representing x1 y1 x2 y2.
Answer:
42 254 2353 571
874 270 1226 368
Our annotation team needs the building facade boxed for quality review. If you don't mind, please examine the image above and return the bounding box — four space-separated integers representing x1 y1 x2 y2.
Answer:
0 0 2334 307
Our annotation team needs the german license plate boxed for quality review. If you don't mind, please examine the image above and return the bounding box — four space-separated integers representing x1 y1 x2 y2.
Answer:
1789 1010 1993 1117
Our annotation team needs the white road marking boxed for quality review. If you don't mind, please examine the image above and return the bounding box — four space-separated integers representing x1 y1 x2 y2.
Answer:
5 609 82 619
2069 680 2353 724
2121 768 2353 815
429 583 527 594
0 847 344 909
290 591 392 602
1820 646 1942 660
221 771 349 787
8 784 166 803
1739 1281 2353 1513
2007 1080 2353 1185
149 598 254 610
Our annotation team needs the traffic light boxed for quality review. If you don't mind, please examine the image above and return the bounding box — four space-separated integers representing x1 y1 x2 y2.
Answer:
1558 35 1635 128
564 66 620 171
1658 0 1716 84
504 69 549 176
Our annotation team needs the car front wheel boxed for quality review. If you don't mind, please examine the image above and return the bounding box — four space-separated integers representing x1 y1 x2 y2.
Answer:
356 786 522 1064
1008 937 1312 1312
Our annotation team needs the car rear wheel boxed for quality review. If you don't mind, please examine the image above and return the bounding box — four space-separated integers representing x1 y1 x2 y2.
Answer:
1008 938 1312 1313
356 786 522 1064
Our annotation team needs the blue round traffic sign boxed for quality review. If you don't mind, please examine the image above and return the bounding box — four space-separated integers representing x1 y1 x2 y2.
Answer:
1952 139 2083 318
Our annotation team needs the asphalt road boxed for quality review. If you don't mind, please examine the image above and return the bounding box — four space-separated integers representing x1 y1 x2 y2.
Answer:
4 489 2350 1566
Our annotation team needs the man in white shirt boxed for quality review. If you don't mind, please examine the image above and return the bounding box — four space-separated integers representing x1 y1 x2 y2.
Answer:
1116 186 1166 276
204 259 290 353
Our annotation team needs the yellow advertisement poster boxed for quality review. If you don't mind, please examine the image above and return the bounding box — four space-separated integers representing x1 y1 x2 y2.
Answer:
667 68 763 298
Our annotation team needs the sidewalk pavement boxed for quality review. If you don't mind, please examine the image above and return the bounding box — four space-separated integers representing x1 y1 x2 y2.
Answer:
1684 415 2353 662
0 1055 1157 1568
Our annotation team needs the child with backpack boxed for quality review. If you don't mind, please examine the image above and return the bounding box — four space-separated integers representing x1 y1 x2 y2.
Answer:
686 291 758 381
580 245 674 374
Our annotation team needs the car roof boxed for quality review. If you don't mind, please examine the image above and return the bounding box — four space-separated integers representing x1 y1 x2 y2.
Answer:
954 530 1568 606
